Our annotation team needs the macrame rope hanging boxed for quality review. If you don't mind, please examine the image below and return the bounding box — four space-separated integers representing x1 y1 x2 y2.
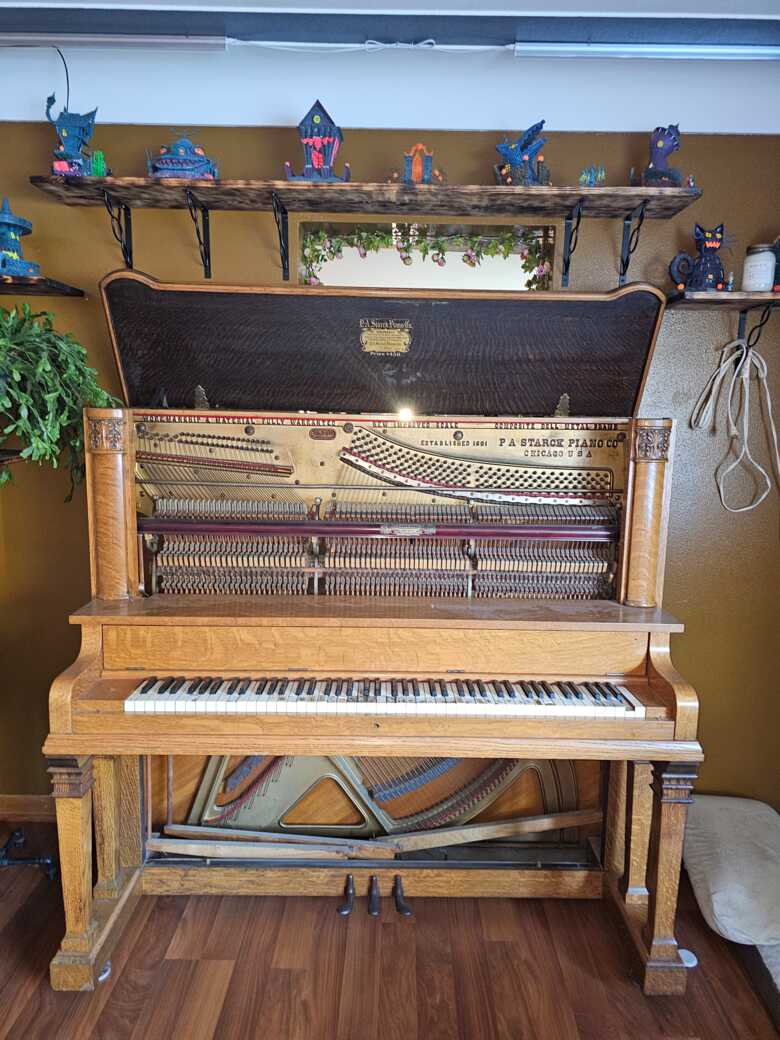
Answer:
690 332 780 513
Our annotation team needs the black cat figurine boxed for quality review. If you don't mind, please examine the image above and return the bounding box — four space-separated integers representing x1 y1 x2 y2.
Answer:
669 223 726 291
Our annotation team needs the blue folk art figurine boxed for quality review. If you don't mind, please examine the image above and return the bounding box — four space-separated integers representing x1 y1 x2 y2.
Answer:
46 94 108 176
494 120 551 186
284 101 350 182
669 224 726 291
146 136 219 179
0 198 41 279
641 124 682 187
579 164 606 188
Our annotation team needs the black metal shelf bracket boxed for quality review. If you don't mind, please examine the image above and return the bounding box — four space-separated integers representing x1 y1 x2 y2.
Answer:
103 192 133 269
618 201 648 286
738 302 776 347
185 190 212 280
0 828 57 880
561 200 583 289
271 191 290 281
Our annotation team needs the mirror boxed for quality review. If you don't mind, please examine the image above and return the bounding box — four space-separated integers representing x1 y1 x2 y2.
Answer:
299 221 556 291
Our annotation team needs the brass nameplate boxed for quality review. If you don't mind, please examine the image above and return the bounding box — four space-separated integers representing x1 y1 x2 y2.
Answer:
360 319 412 354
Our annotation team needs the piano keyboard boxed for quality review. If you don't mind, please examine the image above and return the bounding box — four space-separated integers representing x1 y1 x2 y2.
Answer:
125 676 646 718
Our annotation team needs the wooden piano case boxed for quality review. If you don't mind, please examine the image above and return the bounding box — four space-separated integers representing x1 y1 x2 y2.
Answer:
43 273 702 994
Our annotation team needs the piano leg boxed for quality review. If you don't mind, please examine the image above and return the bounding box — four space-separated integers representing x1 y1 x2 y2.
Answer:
47 756 98 990
620 760 652 906
639 760 698 995
47 754 144 992
93 756 120 899
606 759 698 996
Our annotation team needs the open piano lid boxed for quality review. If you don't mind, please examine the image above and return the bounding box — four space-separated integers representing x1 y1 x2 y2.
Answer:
101 272 666 417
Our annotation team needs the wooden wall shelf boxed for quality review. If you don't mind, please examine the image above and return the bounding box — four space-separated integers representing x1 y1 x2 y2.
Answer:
29 177 701 218
667 291 777 311
29 175 702 288
0 276 84 298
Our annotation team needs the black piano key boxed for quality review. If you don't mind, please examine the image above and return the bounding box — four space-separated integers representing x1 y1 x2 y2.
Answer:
207 678 223 695
157 677 175 696
586 682 604 704
193 677 212 695
226 678 239 696
139 676 158 695
605 682 629 706
567 682 584 701
185 677 202 695
236 678 250 696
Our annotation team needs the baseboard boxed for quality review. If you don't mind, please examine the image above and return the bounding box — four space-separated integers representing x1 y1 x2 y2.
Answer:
0 794 55 822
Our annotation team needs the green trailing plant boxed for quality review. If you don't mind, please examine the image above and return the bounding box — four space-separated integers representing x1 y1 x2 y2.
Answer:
300 224 553 289
0 304 117 496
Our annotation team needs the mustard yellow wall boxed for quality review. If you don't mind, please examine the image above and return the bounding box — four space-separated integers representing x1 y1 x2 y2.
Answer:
0 123 778 804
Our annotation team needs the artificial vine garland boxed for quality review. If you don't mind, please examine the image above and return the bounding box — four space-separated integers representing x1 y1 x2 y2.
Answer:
300 224 553 289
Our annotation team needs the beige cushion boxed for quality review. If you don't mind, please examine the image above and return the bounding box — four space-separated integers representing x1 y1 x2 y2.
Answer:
683 794 780 946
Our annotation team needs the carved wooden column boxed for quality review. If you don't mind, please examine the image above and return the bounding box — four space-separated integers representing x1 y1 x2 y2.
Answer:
619 760 653 906
84 407 138 600
48 757 97 968
641 761 698 993
93 756 120 898
625 420 671 608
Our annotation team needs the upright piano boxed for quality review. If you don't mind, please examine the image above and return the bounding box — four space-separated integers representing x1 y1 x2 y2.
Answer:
44 271 702 993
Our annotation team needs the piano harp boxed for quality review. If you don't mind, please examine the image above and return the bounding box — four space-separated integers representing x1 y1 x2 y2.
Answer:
45 272 702 994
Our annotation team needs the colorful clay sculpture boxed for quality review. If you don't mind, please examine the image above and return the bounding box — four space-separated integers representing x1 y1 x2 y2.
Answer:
669 223 726 291
284 100 351 182
46 94 108 176
0 198 41 278
640 124 683 187
579 164 606 187
147 136 219 179
494 120 551 186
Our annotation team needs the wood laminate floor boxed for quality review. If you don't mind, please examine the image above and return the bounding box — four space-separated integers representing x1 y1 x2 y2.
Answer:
0 825 775 1040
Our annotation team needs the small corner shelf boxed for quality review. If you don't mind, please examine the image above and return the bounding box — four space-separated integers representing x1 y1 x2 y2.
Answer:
29 175 701 288
0 275 84 298
666 290 777 311
667 290 777 347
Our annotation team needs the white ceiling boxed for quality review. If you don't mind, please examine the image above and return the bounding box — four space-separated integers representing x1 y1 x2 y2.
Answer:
2 43 779 132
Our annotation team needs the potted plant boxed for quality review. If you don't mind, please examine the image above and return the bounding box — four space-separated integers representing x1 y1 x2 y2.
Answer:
0 304 116 496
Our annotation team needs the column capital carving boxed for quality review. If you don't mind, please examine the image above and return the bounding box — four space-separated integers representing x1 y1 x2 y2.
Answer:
48 756 94 799
87 415 126 452
633 426 671 462
651 761 698 804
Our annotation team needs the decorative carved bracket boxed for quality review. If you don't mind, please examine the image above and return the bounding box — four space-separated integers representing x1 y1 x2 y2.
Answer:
87 416 126 452
48 756 94 799
651 761 698 804
634 427 671 462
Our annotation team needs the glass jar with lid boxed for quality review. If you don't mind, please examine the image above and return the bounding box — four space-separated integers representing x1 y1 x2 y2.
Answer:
741 244 775 292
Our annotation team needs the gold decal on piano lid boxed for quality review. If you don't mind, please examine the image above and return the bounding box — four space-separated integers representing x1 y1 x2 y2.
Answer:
359 318 412 354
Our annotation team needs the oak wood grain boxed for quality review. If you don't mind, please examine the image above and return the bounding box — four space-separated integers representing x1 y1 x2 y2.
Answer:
70 594 685 631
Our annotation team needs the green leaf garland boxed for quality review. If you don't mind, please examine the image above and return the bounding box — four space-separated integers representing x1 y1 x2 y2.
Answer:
300 224 553 289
